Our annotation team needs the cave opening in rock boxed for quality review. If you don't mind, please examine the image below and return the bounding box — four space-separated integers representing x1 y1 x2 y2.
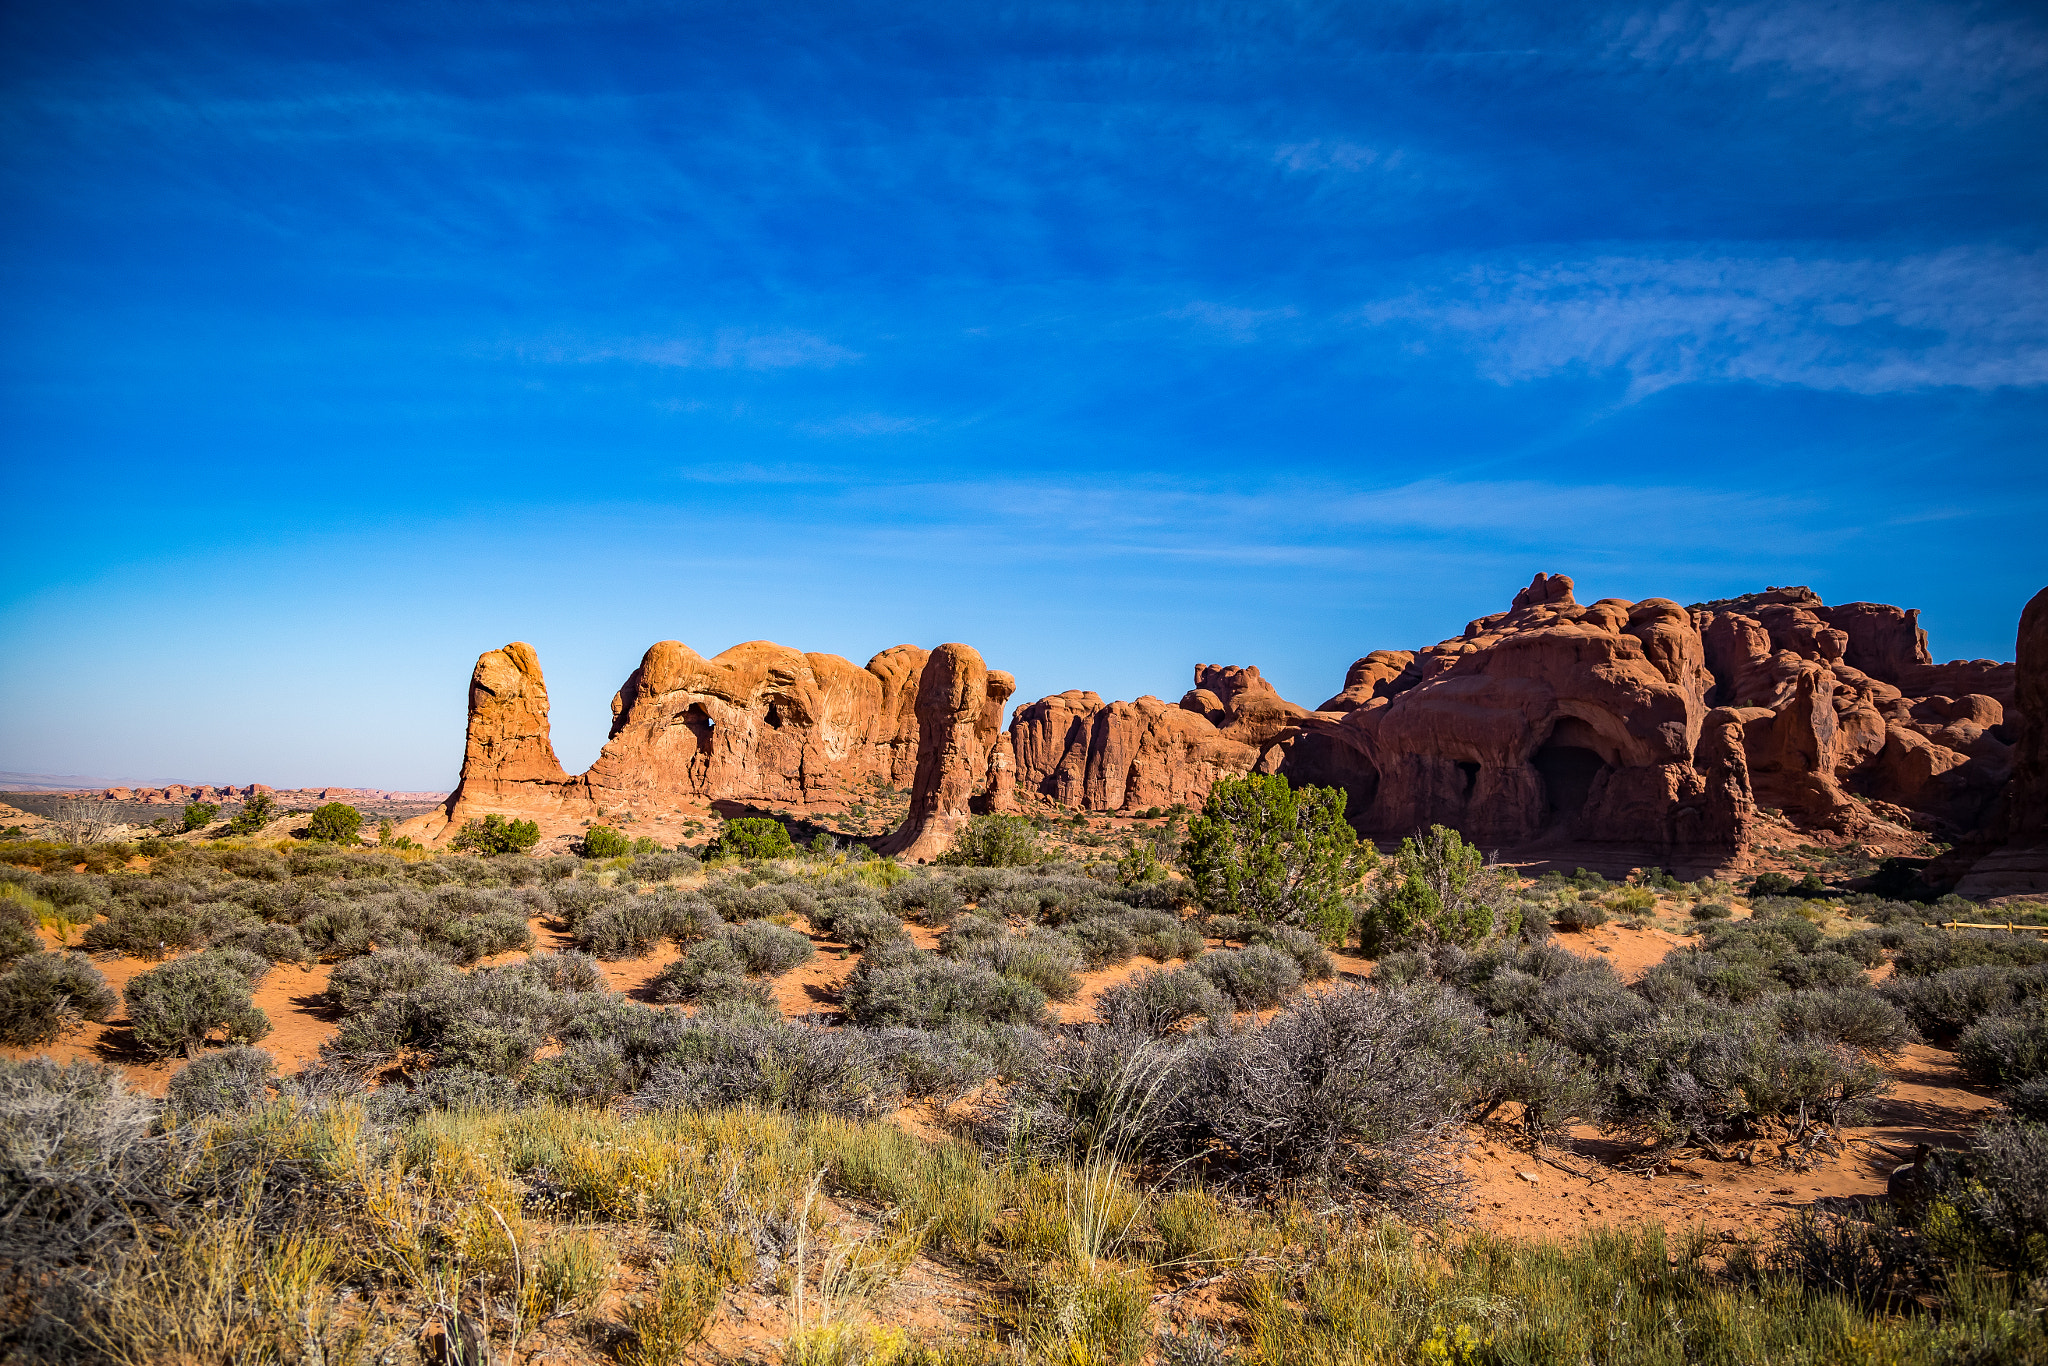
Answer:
682 704 715 754
1456 761 1480 797
1271 733 1378 831
1534 723 1608 822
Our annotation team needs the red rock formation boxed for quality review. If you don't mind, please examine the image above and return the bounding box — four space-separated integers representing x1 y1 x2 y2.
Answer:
1179 664 1310 749
1958 585 2048 896
1279 576 1740 861
414 576 2028 872
1318 650 1416 712
1008 682 1262 816
874 644 1013 861
1256 576 2024 874
417 636 1003 855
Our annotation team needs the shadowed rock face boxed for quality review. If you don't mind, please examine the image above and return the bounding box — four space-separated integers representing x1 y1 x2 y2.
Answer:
1958 585 2048 896
873 644 1014 862
1255 573 2028 875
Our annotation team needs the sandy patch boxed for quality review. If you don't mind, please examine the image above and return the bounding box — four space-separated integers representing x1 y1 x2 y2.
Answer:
1 925 340 1097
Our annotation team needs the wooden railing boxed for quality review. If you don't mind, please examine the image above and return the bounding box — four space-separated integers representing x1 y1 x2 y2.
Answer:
1939 920 2048 936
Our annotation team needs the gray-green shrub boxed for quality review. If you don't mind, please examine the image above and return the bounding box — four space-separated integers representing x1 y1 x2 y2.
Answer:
124 950 272 1058
0 951 117 1045
1193 944 1302 1009
166 1046 276 1115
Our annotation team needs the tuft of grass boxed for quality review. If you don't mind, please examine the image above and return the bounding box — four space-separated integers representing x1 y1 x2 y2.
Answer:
533 1228 613 1321
621 1250 722 1366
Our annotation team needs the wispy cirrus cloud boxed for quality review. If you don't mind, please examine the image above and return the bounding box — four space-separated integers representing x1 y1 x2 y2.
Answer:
1354 246 2048 396
1614 1 2048 117
1165 300 1301 342
793 412 934 437
1272 140 1390 173
829 474 1822 568
518 328 859 370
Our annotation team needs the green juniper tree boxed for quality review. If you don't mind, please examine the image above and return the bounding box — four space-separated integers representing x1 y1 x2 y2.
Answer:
1179 774 1369 941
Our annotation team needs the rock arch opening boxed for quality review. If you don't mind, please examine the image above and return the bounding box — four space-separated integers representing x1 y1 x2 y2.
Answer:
1533 718 1610 824
681 704 715 754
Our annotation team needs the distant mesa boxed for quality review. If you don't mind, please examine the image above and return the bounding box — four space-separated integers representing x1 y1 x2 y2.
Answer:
17 782 449 806
408 572 2045 891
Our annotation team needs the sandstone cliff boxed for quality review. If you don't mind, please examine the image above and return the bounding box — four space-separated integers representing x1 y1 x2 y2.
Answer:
419 574 2032 872
1252 574 2025 876
415 637 1012 855
1957 585 2048 896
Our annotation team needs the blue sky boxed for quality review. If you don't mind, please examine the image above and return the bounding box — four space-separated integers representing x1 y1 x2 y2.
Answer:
2 0 2043 789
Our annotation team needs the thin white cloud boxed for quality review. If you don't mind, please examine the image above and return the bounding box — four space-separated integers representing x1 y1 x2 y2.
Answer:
1355 247 2048 395
835 476 1821 566
1273 140 1385 173
1165 300 1302 342
521 328 859 370
793 412 934 437
1616 2 2048 117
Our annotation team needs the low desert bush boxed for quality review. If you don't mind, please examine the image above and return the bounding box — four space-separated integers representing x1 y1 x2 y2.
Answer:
165 1045 276 1116
576 895 671 959
124 949 272 1058
634 1006 896 1116
869 1025 1009 1101
884 877 965 925
1894 929 2048 977
207 920 312 964
938 814 1045 867
826 904 906 950
1061 914 1139 969
1956 1009 2048 1092
844 949 1048 1029
295 898 397 959
325 946 456 1011
1009 982 1479 1201
1248 924 1334 981
704 817 795 861
954 931 1084 1001
718 919 815 976
82 902 206 959
1466 1017 1604 1144
1131 917 1205 962
1092 967 1229 1035
629 851 698 882
1691 899 1733 921
420 907 532 964
1609 1003 1888 1143
1882 965 2048 1043
367 1065 525 1122
1609 886 1658 914
1921 1117 2048 1279
581 825 631 859
1554 899 1608 931
1771 987 1916 1053
1192 944 1302 1009
647 940 774 1008
0 950 117 1045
